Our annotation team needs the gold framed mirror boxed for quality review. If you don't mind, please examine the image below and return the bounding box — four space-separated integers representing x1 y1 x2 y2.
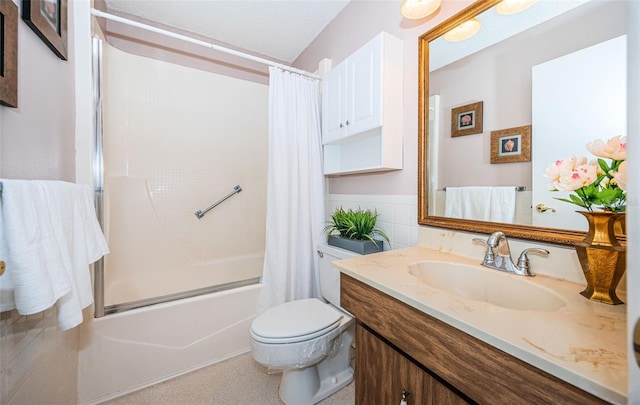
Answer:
418 0 628 246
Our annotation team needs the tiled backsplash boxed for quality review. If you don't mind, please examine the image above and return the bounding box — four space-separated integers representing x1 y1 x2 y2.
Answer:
326 194 419 250
0 308 78 405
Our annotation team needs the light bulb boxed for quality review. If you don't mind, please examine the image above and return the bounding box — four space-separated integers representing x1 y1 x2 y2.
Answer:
443 18 482 42
400 0 442 20
495 0 537 15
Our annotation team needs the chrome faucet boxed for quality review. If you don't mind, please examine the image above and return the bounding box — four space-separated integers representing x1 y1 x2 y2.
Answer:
472 232 549 276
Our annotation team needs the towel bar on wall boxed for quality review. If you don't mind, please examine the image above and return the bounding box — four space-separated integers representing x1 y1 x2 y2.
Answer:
442 186 526 192
194 185 242 219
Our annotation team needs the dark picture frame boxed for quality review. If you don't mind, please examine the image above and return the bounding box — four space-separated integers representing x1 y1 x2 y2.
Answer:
490 125 531 164
451 101 483 137
22 0 67 60
0 0 18 107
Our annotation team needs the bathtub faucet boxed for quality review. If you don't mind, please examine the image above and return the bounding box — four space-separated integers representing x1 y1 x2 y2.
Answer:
472 232 549 276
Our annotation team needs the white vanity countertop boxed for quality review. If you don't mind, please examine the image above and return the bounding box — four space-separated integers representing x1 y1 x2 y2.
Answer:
334 246 627 404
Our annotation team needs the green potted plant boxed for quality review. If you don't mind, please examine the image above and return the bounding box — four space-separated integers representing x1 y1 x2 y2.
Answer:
323 207 390 255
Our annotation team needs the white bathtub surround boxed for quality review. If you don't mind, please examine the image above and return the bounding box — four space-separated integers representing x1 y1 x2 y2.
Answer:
326 194 419 250
259 67 325 312
334 247 626 404
101 43 268 307
77 284 261 404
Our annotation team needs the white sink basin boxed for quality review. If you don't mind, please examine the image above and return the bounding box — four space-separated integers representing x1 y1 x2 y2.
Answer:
408 261 566 312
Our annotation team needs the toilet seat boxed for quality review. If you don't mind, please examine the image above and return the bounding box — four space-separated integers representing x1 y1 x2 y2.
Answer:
251 298 343 344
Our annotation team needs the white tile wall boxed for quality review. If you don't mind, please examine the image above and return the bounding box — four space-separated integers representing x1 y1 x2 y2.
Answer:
0 309 78 405
326 194 419 250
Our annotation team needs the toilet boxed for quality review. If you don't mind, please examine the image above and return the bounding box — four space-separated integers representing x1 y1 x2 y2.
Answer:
250 244 357 405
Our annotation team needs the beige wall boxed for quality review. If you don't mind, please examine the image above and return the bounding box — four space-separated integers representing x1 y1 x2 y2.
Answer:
0 0 80 404
294 0 474 195
0 1 77 181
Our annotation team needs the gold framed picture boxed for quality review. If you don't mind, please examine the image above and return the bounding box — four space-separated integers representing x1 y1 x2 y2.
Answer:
451 101 483 137
1 0 18 107
22 0 68 60
490 125 531 164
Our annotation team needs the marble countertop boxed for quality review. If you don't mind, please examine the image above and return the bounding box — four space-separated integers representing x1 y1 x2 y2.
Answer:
334 246 627 404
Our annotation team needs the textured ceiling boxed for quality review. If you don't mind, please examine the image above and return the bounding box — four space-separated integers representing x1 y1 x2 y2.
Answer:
104 0 351 63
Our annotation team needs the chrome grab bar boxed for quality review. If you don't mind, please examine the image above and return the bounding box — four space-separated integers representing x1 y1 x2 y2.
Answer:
194 185 242 219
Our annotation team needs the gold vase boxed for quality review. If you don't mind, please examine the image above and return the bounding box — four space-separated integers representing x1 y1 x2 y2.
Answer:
575 211 626 305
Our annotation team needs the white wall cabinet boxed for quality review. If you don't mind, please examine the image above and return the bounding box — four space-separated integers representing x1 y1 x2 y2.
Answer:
322 32 403 175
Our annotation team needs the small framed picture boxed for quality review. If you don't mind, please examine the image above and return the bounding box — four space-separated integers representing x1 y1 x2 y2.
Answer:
451 101 483 137
1 0 18 107
490 125 531 164
22 0 67 60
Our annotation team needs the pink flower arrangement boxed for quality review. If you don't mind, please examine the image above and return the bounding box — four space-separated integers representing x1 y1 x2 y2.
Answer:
544 135 626 212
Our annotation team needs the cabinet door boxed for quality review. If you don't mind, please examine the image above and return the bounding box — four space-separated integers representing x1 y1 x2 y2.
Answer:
356 324 429 404
322 61 348 144
356 323 469 405
346 35 382 136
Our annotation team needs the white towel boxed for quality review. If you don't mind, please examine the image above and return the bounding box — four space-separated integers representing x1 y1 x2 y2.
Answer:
0 179 109 330
489 187 516 223
38 181 109 330
0 180 66 314
0 195 16 312
445 187 492 221
444 188 463 219
444 186 517 223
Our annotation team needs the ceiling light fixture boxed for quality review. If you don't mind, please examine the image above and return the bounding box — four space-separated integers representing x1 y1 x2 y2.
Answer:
400 0 442 20
495 0 537 15
443 18 482 42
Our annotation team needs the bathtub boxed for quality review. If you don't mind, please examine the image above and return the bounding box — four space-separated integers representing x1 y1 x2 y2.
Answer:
78 283 262 404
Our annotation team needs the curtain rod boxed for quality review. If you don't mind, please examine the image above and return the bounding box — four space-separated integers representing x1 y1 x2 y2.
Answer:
90 9 320 80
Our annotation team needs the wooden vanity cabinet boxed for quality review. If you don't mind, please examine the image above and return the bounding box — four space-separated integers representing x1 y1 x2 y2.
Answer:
341 273 608 405
357 323 470 404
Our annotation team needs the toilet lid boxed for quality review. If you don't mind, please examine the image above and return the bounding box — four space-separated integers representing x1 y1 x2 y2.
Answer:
251 298 342 343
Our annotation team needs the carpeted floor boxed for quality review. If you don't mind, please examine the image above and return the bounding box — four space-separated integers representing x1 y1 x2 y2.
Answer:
102 352 355 405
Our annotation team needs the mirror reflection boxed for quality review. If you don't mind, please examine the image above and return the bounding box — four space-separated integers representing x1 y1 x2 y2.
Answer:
426 0 628 233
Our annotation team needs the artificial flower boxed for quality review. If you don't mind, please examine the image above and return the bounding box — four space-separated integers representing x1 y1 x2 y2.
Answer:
544 136 626 212
611 160 627 191
585 135 626 160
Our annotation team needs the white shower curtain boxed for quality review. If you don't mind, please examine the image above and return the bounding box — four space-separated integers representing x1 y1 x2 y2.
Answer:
258 67 325 313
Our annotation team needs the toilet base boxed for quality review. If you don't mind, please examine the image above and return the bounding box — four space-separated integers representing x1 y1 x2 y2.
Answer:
278 322 355 405
279 364 353 405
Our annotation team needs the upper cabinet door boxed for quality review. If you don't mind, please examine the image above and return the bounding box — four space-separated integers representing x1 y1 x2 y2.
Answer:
347 37 382 136
322 34 384 145
321 32 403 175
322 61 348 144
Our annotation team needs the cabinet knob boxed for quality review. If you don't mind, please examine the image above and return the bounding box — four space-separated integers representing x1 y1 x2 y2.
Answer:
400 389 410 405
0 261 5 277
345 120 350 125
339 123 344 128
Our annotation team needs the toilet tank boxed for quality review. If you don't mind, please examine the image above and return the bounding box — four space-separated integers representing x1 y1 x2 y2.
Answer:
318 244 359 308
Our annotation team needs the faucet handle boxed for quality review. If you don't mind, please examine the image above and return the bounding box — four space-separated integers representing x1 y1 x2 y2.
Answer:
472 238 488 247
472 238 495 264
516 248 550 276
